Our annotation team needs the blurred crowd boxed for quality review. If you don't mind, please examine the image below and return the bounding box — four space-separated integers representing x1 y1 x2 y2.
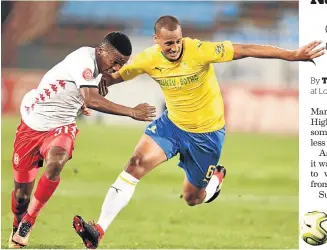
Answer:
2 1 298 69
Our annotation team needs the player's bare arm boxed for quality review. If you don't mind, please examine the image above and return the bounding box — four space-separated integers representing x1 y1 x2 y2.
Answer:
232 40 325 62
104 72 124 86
80 87 156 121
98 78 109 96
98 72 124 96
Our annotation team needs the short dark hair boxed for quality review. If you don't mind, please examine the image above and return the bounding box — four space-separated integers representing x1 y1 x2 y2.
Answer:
154 15 180 34
100 31 132 56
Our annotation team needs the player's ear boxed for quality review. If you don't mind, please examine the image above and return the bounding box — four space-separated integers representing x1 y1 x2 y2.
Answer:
95 47 101 55
153 34 159 45
96 46 106 55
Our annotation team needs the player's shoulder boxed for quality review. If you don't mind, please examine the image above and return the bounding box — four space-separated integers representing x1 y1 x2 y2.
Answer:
143 44 161 58
66 47 95 60
183 37 203 49
184 37 206 58
183 37 206 62
132 44 160 65
64 47 96 66
184 37 232 48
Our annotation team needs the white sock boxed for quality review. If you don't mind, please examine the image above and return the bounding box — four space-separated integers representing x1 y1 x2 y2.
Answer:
97 171 139 232
204 174 220 203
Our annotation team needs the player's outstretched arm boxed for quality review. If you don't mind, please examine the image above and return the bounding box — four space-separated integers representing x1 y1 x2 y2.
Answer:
80 87 156 121
232 40 325 63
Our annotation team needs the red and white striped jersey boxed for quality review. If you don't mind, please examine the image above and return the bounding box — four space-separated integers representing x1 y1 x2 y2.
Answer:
20 47 102 131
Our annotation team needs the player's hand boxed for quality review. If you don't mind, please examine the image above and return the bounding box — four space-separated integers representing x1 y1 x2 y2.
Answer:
130 103 156 121
98 78 109 97
293 40 325 63
81 104 92 116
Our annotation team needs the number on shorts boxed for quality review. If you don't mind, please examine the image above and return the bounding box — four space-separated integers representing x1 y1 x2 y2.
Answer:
70 126 77 138
54 125 77 139
206 165 216 179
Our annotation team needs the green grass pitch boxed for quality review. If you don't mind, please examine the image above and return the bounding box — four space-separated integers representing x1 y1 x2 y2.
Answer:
1 117 298 249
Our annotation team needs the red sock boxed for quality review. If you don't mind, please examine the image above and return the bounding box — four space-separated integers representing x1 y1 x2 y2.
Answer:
25 174 60 225
11 191 30 228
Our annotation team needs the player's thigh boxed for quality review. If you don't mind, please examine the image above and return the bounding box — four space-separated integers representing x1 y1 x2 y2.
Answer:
44 146 71 178
126 112 179 178
40 124 79 165
125 134 168 178
130 134 167 170
12 120 44 184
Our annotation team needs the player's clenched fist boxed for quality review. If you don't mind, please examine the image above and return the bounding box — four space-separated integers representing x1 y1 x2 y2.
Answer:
130 103 156 121
294 40 325 62
81 104 92 116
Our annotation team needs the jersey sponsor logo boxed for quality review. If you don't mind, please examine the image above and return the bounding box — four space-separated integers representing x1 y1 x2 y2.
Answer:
156 74 199 90
13 153 19 165
82 68 93 81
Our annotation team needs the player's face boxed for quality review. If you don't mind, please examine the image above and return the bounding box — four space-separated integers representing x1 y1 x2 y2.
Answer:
154 26 183 61
96 48 130 74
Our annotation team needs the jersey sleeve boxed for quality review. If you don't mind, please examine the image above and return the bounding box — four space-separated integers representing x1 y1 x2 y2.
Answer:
196 40 234 64
119 52 148 81
69 57 99 89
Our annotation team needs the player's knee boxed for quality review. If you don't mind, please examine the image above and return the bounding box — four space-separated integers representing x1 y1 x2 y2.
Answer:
128 154 143 167
125 154 145 179
14 188 30 201
45 147 69 180
183 192 200 206
46 160 64 180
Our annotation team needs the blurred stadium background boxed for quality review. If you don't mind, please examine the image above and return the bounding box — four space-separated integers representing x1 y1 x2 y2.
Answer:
1 1 299 249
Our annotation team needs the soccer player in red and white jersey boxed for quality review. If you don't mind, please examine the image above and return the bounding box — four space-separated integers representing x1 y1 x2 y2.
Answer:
9 31 156 248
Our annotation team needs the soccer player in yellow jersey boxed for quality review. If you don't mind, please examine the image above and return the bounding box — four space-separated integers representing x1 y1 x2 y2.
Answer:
73 16 325 248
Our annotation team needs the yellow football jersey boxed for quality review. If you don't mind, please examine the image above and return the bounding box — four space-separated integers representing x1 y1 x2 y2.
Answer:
119 37 234 133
